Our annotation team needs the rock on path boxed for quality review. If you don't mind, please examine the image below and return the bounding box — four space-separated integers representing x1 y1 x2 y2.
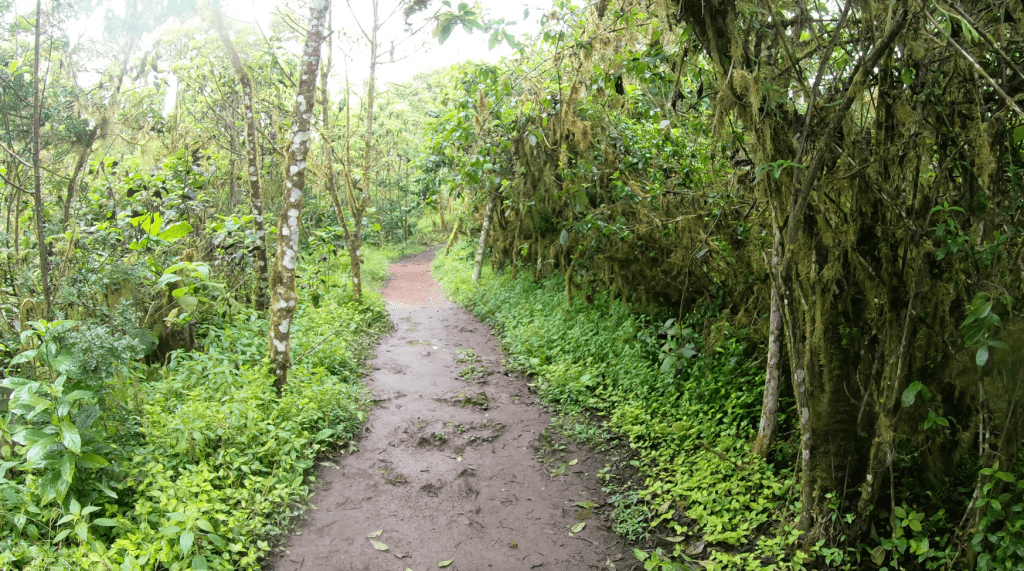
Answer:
267 248 627 571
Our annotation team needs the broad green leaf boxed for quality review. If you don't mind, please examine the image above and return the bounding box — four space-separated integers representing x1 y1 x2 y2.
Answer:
437 19 456 44
39 469 70 505
196 519 215 533
78 453 109 469
901 382 922 407
60 419 82 454
158 221 193 242
157 274 183 288
192 555 209 570
314 428 335 442
976 345 989 368
370 539 388 551
439 559 454 567
180 529 194 554
93 518 119 527
568 459 578 466
178 295 199 313
9 349 39 365
633 548 649 561
571 521 586 533
75 521 88 542
60 454 76 483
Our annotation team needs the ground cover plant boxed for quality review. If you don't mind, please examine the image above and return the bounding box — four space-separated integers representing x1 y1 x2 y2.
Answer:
435 244 829 569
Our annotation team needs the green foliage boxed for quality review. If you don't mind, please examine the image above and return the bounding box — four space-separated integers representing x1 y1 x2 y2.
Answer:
972 462 1024 570
434 244 826 569
2 321 114 508
0 248 392 570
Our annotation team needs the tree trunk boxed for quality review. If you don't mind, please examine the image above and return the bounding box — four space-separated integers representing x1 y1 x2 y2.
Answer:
268 0 330 395
61 125 100 232
31 0 51 318
472 192 497 282
348 1 381 301
753 228 783 458
212 2 270 311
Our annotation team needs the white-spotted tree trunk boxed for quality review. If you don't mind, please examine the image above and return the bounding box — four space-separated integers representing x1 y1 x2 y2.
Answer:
212 2 270 311
269 0 330 395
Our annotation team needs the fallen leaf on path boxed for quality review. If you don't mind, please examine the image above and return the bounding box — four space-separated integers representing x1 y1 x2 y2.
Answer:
575 501 600 509
370 539 389 551
394 553 407 558
571 521 586 533
550 462 567 477
568 459 578 466
367 529 383 538
438 559 454 567
509 540 518 548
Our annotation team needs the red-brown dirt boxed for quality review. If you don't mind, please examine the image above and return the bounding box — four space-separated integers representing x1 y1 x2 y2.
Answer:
266 249 630 571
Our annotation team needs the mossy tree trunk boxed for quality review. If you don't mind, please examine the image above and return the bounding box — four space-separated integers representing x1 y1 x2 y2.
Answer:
269 0 330 395
473 191 498 282
753 227 782 458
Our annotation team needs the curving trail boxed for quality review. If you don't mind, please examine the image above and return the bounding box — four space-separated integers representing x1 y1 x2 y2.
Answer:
267 249 628 571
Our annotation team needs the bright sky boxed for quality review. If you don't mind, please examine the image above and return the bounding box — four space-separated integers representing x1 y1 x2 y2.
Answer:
218 0 547 85
10 0 548 92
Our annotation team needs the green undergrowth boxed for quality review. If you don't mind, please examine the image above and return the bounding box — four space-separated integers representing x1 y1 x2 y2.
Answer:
0 245 396 570
434 243 847 570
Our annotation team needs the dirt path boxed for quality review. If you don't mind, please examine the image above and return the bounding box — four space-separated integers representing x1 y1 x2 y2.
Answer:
267 249 629 571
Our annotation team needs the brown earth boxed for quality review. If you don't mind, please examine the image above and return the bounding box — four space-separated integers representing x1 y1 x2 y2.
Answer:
266 249 631 571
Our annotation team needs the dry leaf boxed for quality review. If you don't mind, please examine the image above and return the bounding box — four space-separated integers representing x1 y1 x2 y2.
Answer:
367 529 383 538
568 459 578 466
370 539 389 551
571 521 586 533
438 559 454 567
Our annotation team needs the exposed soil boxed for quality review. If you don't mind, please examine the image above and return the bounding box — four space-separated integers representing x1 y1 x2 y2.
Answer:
267 249 630 571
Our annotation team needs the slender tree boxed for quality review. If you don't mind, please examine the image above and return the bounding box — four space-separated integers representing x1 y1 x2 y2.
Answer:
472 191 497 282
269 0 330 394
211 1 270 310
753 228 782 457
30 0 51 318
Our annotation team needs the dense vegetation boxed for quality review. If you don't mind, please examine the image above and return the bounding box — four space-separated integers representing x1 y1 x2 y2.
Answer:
2 0 1024 569
0 0 434 568
424 0 1024 569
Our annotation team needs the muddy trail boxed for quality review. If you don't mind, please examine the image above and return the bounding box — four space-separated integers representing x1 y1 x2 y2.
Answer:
267 249 631 571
